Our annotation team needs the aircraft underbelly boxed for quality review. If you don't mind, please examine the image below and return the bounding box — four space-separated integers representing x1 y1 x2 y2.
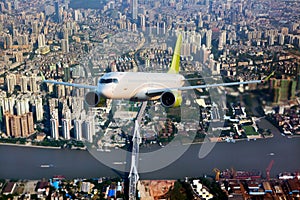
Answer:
110 72 184 100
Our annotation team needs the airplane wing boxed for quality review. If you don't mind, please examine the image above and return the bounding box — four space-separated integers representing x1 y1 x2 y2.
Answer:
40 72 97 90
43 80 98 90
146 79 262 96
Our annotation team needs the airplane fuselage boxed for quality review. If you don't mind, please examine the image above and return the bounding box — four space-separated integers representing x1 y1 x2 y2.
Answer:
97 72 185 101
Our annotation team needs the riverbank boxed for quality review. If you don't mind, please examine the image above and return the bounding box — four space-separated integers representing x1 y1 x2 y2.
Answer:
0 142 61 149
0 142 87 150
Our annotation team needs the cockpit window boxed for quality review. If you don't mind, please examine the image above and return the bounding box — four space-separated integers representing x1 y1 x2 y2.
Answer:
99 78 118 84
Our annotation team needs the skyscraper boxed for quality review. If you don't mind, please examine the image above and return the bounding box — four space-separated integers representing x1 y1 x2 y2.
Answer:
196 33 202 49
63 28 68 40
278 34 285 45
27 112 34 135
32 21 39 34
74 10 80 21
63 64 70 82
50 118 59 140
206 29 212 49
6 74 16 94
74 119 82 141
268 35 275 46
132 0 138 20
14 0 19 10
15 52 23 63
61 39 69 53
29 74 38 93
20 76 28 93
6 2 11 13
200 45 209 64
10 115 21 137
20 114 29 137
4 34 13 49
50 110 59 140
16 99 27 116
139 14 146 31
34 97 44 121
218 30 226 50
8 97 15 115
38 34 46 48
4 112 12 136
62 118 71 140
82 116 95 143
55 1 62 23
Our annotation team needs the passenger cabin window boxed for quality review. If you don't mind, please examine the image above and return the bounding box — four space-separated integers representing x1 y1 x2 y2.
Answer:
99 78 118 84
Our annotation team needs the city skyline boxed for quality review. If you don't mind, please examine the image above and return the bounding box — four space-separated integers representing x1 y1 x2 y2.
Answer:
0 0 299 199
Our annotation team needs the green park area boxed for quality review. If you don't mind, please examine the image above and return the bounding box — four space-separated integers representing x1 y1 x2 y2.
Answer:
243 125 259 136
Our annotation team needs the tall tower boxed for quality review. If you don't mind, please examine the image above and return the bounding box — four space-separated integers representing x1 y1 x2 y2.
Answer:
132 0 138 20
50 110 59 140
4 112 12 136
139 14 146 31
8 97 15 115
6 74 16 94
38 34 46 48
218 30 226 50
196 33 202 49
16 99 27 116
61 39 69 53
29 74 38 93
268 34 275 46
206 29 212 49
82 116 95 143
4 34 13 49
27 112 35 135
200 44 209 64
10 115 21 137
62 118 71 140
32 21 39 34
34 97 44 121
74 119 82 141
20 114 29 137
278 34 285 45
55 1 62 23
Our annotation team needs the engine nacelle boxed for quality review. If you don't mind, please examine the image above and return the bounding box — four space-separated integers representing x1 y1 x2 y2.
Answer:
85 91 101 107
160 90 182 108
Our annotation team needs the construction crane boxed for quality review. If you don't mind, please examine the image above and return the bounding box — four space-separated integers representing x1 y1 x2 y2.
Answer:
213 168 221 181
266 160 274 180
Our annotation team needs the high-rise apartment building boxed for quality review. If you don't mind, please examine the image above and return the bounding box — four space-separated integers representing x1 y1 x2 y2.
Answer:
20 76 28 93
62 118 71 140
132 0 138 20
29 74 38 93
6 74 16 94
34 97 44 121
206 29 212 49
55 1 62 23
38 34 46 48
4 34 13 49
74 119 82 141
61 39 69 53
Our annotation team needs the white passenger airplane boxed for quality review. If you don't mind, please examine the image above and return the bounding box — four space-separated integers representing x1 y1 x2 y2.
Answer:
43 35 266 108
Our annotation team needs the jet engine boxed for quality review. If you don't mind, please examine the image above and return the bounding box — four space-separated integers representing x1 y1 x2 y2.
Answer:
160 91 182 108
84 91 101 107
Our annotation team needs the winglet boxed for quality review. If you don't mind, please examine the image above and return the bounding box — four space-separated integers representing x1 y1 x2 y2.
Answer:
262 70 275 83
168 34 182 74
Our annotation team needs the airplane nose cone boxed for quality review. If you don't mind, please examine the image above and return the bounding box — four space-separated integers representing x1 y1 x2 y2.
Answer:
98 85 113 98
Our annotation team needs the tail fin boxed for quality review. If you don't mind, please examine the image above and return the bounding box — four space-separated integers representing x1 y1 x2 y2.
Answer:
168 34 182 74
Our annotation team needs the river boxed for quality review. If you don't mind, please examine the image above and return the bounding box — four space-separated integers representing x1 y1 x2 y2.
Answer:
0 119 299 180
